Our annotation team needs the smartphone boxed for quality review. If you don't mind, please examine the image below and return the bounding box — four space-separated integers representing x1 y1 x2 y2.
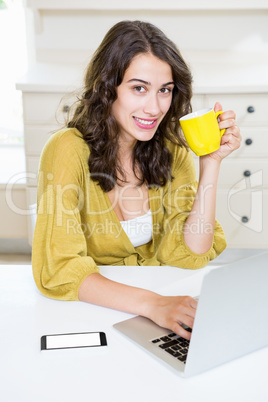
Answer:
41 331 107 351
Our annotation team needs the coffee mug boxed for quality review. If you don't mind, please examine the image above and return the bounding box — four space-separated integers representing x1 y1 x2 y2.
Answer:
179 108 225 156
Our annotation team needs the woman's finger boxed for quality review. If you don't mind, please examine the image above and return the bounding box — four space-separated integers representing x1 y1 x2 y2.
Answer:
171 322 192 340
218 109 236 121
218 118 237 130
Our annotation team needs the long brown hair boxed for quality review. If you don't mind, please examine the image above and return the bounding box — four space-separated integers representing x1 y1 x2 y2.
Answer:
68 20 192 191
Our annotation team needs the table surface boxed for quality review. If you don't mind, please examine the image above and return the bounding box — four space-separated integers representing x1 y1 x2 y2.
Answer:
1 249 268 402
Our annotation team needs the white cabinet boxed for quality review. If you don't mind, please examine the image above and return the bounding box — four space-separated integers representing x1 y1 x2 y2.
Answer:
192 92 268 248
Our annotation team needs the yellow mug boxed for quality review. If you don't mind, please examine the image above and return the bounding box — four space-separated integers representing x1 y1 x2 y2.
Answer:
179 108 225 156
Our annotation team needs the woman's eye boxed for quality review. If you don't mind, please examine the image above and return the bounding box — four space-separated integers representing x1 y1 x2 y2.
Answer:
134 86 146 93
159 87 171 94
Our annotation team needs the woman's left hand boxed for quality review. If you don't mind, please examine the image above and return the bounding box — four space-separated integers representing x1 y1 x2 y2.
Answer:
204 102 242 162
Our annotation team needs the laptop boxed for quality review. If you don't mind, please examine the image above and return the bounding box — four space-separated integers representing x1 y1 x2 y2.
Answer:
113 252 268 377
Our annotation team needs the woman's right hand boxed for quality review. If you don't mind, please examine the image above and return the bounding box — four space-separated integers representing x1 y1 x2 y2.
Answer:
146 295 198 340
79 273 197 340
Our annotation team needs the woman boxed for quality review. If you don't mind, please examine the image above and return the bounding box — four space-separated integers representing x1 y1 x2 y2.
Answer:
32 20 241 340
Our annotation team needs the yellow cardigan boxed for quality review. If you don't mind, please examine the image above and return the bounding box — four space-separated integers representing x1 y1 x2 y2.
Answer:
32 128 226 300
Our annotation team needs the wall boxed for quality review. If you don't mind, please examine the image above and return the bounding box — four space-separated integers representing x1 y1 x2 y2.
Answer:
32 9 268 65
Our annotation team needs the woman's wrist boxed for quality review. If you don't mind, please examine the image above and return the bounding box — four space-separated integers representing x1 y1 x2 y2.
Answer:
199 154 221 175
198 155 221 193
141 291 162 321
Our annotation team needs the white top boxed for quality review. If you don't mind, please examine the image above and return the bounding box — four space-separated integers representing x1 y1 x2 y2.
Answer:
120 209 153 248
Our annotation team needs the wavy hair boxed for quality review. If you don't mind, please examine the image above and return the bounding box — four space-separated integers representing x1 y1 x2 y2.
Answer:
68 20 192 191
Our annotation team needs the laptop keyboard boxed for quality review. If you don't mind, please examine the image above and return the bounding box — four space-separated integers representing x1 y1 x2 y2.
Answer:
151 328 192 364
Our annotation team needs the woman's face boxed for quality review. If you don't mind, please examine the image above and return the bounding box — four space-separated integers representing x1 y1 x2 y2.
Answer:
112 53 174 148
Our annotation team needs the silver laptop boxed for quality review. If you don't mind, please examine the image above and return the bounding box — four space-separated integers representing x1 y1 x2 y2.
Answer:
113 252 268 377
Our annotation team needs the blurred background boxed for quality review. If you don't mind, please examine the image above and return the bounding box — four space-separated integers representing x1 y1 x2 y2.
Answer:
0 0 267 260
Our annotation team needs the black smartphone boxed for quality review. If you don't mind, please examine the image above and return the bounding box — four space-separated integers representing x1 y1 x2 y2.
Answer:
41 331 107 351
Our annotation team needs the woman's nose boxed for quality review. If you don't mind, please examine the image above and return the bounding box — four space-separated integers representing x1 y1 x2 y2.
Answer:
143 94 160 116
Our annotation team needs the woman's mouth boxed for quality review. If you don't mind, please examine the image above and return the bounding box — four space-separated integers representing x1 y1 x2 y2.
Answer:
133 116 157 129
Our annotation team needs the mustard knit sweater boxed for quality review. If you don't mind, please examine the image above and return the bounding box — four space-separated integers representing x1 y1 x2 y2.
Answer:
32 128 226 300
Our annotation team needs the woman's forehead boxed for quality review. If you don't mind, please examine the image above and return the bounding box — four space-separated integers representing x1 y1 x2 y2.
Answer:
123 53 173 84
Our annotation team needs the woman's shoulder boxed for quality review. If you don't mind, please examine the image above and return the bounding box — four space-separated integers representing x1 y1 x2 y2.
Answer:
42 127 89 160
39 128 90 176
46 127 86 150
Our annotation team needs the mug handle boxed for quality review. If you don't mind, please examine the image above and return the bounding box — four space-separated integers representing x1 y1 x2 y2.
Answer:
215 110 226 136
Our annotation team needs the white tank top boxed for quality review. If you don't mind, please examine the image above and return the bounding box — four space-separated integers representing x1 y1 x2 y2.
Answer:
120 209 153 248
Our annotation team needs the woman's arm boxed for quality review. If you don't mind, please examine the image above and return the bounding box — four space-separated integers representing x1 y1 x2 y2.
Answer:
183 157 221 254
183 102 241 254
78 273 197 340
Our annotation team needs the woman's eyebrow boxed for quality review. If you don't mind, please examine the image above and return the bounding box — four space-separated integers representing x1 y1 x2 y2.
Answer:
127 78 150 85
161 81 175 87
127 78 175 86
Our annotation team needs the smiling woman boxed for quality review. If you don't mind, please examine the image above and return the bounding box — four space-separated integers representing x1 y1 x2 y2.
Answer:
32 20 241 340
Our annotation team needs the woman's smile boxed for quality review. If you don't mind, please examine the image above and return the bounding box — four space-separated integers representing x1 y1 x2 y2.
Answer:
133 116 157 129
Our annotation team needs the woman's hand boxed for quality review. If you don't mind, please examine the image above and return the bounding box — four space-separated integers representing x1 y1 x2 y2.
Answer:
79 273 198 340
147 295 198 340
203 102 242 162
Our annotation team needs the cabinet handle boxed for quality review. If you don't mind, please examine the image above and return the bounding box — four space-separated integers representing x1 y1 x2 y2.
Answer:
245 138 253 146
247 106 255 113
63 105 70 113
243 170 251 177
241 216 249 223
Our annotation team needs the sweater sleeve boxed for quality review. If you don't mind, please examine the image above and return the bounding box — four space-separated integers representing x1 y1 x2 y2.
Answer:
156 145 226 269
32 130 100 301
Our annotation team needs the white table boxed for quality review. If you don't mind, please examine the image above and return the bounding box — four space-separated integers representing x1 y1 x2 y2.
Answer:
1 252 268 402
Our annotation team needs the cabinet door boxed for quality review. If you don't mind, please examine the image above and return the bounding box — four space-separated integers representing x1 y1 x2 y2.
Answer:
205 94 268 126
24 125 56 155
26 157 40 186
23 92 74 125
218 160 268 189
233 127 268 158
0 185 28 238
216 189 268 248
193 158 268 189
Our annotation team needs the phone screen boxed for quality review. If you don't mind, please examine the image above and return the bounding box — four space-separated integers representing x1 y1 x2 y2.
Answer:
41 332 107 350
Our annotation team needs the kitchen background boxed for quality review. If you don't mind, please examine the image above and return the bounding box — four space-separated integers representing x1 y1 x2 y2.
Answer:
1 0 268 257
